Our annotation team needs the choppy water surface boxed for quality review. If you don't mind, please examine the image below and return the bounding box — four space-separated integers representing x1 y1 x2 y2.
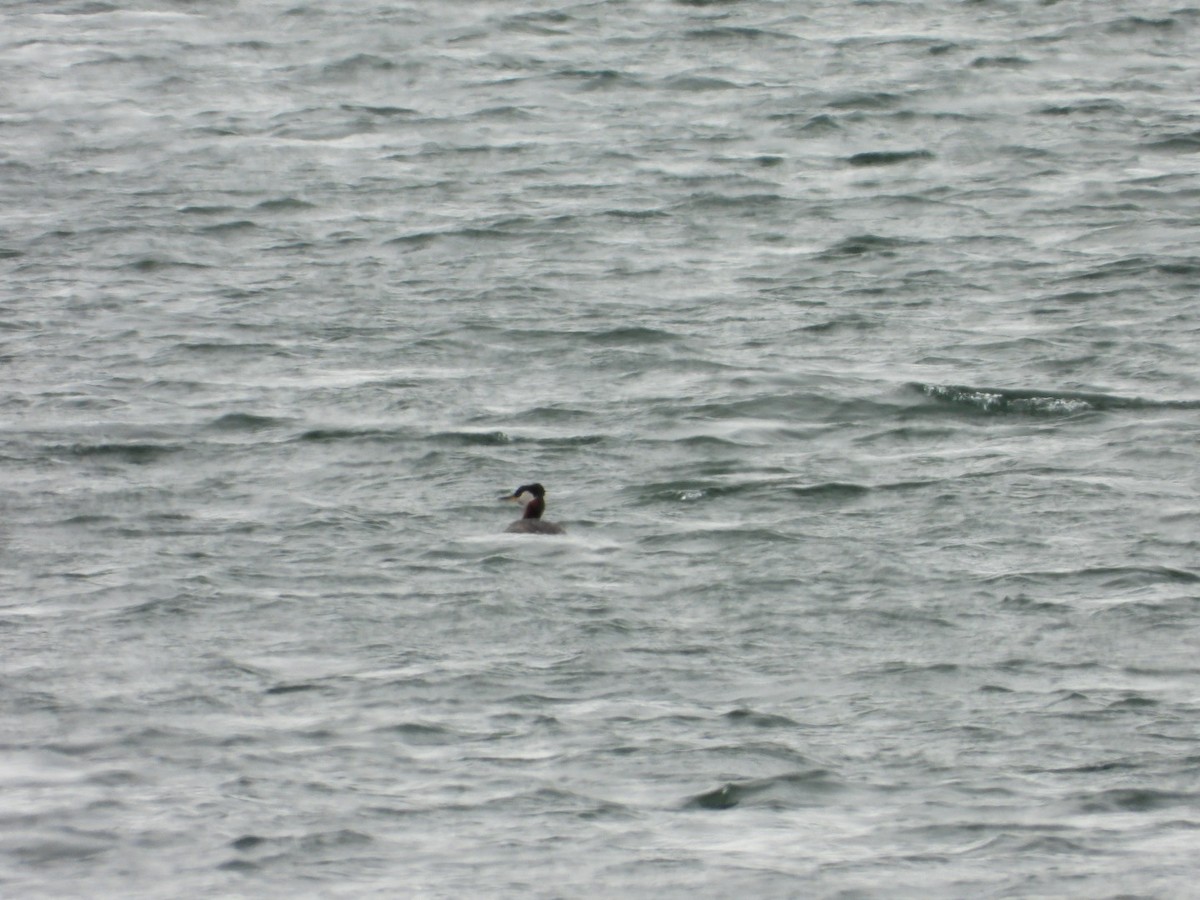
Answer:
3 0 1199 896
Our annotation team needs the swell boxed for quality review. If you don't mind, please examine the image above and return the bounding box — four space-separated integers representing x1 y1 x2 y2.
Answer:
632 477 930 506
912 383 1200 416
986 565 1199 588
684 768 842 810
294 427 605 449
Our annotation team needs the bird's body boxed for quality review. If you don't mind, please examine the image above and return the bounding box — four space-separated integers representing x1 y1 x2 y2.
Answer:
505 518 566 535
502 483 565 535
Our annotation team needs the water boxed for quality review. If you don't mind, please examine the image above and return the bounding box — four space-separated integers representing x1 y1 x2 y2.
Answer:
3 1 1199 896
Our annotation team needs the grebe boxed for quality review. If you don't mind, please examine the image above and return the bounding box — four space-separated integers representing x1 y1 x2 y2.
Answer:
502 483 565 535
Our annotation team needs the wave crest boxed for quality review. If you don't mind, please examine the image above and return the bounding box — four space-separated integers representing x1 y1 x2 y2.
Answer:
912 383 1200 416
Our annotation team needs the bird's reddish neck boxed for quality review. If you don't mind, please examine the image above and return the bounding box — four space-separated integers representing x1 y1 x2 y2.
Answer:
522 497 545 519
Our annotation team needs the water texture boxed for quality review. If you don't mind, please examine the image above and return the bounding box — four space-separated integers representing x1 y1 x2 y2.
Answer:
2 0 1199 896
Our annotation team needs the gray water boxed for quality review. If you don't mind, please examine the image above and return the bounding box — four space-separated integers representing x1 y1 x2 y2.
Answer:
3 1 1199 896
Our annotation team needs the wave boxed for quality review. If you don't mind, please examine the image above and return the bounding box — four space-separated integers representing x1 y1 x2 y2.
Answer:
1061 253 1200 281
825 91 904 110
1142 131 1200 153
1039 99 1127 116
319 53 397 78
500 9 572 36
384 213 573 248
683 26 805 44
122 257 211 272
254 196 317 212
1104 15 1183 34
723 708 802 729
986 565 1199 588
820 234 921 257
640 525 796 547
684 769 841 810
581 325 679 345
846 149 935 167
207 413 293 432
197 220 258 235
295 426 604 449
912 383 1200 416
772 113 842 137
59 442 182 464
634 477 924 506
1074 787 1195 814
970 55 1031 70
661 74 740 92
173 341 293 357
787 480 895 501
296 426 412 444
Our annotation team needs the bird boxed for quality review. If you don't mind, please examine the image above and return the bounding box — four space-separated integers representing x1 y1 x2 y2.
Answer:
502 483 565 535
